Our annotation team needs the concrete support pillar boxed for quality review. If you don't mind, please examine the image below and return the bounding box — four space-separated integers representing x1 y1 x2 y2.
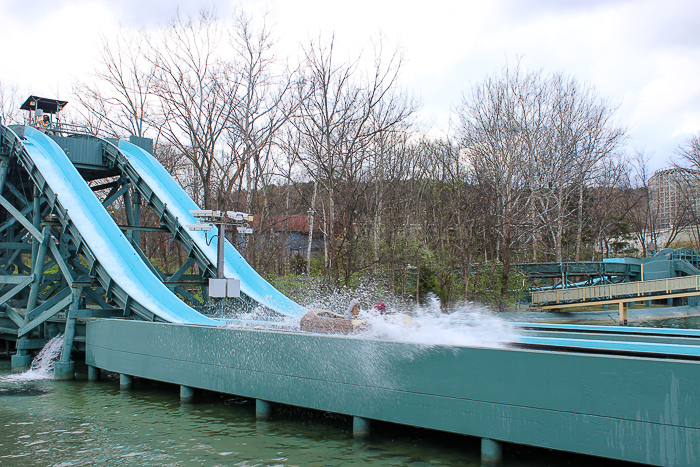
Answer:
53 361 75 380
87 365 100 381
180 385 195 403
11 353 33 371
481 438 502 464
618 302 627 326
256 399 272 420
120 374 133 391
352 416 371 438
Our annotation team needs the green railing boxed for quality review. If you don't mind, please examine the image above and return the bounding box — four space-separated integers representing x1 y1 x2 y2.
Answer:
532 274 700 305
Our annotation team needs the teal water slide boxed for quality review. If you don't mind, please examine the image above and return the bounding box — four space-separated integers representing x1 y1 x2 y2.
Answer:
116 140 307 319
19 126 305 324
19 127 218 325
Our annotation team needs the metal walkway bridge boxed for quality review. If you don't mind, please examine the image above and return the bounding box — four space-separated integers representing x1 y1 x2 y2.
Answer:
532 272 700 324
517 252 700 286
516 260 641 283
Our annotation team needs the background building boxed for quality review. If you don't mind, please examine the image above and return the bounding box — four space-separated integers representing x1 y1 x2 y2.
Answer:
649 167 700 227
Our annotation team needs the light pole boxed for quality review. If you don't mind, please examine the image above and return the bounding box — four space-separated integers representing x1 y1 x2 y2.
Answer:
187 210 254 298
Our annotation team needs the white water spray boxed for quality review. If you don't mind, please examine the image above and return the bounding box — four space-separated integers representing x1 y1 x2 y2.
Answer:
343 293 519 347
355 304 520 348
224 275 521 348
3 335 64 382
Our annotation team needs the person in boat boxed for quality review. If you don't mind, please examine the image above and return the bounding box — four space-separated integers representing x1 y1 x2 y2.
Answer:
344 299 361 318
344 300 391 318
368 302 390 315
301 299 416 334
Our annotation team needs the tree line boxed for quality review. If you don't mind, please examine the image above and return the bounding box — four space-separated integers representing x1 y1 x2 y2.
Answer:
2 9 700 308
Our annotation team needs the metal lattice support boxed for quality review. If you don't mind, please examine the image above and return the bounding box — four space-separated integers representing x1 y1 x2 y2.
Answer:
0 126 132 371
0 124 274 373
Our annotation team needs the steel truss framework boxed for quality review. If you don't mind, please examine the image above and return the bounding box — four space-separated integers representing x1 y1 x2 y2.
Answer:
0 126 254 369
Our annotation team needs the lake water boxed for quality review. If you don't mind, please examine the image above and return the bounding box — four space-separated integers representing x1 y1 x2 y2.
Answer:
0 356 638 467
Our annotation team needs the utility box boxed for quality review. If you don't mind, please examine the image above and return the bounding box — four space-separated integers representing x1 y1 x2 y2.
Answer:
209 278 227 298
208 278 241 298
226 278 240 298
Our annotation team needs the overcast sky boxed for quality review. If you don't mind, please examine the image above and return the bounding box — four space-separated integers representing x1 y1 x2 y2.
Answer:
1 0 698 171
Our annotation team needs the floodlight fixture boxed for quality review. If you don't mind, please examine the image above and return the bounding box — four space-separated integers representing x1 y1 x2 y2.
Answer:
190 210 214 218
188 206 256 281
186 224 213 231
229 211 254 223
226 210 250 221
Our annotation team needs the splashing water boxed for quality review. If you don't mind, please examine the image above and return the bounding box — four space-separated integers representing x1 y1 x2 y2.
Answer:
308 288 522 348
3 335 64 382
354 304 520 348
223 274 521 348
220 277 398 327
294 278 399 315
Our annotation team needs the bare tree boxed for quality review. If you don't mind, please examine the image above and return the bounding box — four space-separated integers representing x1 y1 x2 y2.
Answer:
676 134 700 165
457 64 540 298
366 123 414 266
671 134 700 247
625 152 690 255
149 10 240 209
0 81 22 125
292 35 415 281
219 13 300 212
586 156 630 260
73 30 157 138
534 73 626 262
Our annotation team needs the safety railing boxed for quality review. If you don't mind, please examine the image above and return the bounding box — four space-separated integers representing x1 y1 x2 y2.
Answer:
532 275 700 305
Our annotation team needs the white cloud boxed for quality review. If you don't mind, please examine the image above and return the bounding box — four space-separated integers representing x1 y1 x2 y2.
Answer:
0 1 118 99
1 0 699 169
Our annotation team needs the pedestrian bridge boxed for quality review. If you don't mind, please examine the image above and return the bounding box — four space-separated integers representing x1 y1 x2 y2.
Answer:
532 274 700 323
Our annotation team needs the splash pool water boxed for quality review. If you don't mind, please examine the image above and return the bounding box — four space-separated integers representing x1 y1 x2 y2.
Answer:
0 358 634 467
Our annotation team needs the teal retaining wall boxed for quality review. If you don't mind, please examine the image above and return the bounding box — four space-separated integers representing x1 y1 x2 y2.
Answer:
86 320 700 466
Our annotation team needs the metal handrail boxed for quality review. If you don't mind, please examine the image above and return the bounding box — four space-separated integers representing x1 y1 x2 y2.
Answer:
532 274 700 305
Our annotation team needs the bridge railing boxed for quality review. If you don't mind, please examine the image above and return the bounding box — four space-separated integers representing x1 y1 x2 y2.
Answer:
532 275 700 305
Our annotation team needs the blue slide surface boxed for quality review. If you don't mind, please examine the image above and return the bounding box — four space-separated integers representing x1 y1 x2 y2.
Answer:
20 127 218 326
117 140 307 319
519 334 700 358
